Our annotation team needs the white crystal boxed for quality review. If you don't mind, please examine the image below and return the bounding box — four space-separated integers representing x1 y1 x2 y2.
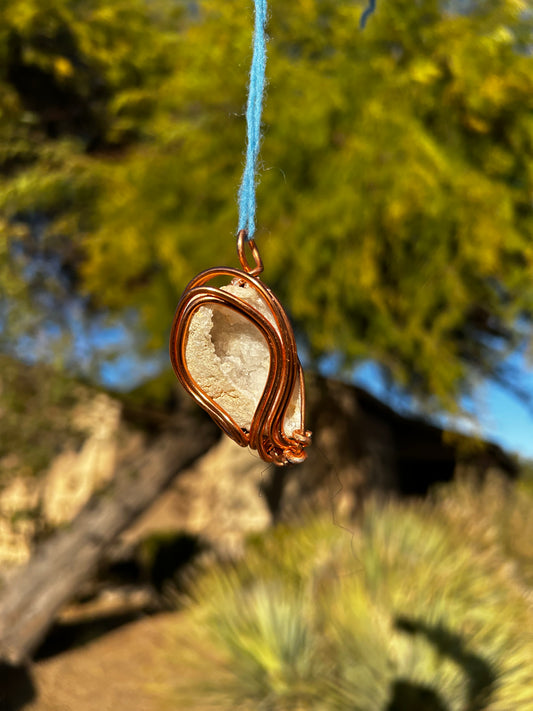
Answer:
185 282 301 436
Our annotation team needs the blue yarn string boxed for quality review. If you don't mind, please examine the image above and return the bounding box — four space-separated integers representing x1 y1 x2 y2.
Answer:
360 0 377 29
237 0 376 239
238 0 268 240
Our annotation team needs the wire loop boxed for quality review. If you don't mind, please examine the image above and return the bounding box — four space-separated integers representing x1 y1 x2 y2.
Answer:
237 229 263 277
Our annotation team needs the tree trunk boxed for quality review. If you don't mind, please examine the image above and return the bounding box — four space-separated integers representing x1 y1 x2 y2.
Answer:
0 417 218 666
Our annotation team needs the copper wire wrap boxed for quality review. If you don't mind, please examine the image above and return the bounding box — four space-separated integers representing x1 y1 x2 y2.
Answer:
169 230 311 466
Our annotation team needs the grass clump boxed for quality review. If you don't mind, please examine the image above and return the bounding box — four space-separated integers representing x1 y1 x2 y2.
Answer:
165 478 533 711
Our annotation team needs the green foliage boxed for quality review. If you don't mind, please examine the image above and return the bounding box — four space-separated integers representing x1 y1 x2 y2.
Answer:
1 0 533 406
166 479 533 710
0 0 183 344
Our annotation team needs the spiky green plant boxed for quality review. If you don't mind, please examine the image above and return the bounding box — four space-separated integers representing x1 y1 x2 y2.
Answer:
433 474 533 590
165 479 533 711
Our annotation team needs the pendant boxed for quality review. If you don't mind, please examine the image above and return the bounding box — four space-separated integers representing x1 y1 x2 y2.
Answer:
169 230 311 466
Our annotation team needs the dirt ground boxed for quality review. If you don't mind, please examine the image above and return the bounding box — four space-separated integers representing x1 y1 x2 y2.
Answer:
25 612 191 711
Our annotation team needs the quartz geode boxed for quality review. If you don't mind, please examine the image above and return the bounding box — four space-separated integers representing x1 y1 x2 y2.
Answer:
185 282 301 436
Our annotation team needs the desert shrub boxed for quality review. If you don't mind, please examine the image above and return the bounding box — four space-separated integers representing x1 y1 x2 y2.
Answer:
165 479 533 711
433 474 533 590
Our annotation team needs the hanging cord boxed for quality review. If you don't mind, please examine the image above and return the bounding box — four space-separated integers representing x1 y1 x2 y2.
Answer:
237 0 377 240
238 0 268 240
360 0 377 29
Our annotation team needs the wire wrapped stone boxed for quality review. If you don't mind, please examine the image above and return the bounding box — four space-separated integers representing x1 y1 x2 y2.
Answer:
169 234 311 466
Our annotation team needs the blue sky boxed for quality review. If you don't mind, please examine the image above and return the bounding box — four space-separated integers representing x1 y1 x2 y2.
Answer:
480 378 533 458
352 358 533 460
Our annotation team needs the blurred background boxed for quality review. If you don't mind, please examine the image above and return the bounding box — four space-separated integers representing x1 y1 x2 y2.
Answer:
0 1 532 710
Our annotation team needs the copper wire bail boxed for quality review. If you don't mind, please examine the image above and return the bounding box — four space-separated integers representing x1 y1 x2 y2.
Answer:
169 231 311 466
237 229 263 276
